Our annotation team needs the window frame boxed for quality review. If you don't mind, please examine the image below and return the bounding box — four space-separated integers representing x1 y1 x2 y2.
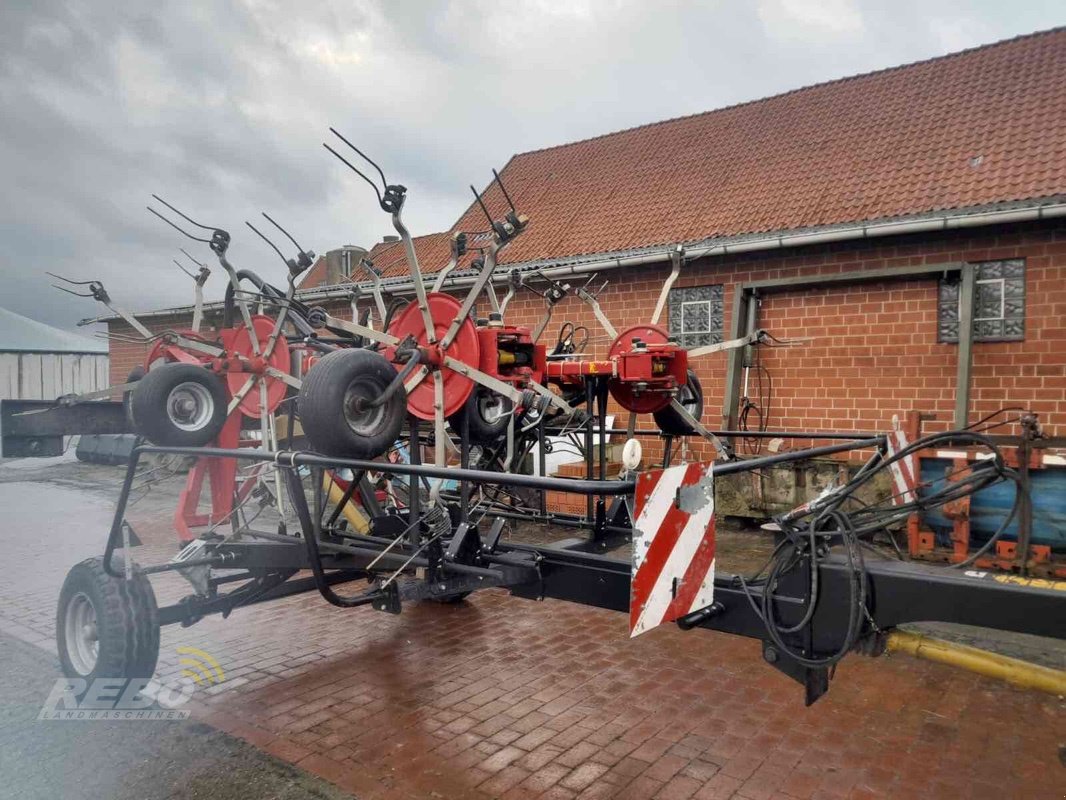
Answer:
937 259 1025 344
667 284 725 349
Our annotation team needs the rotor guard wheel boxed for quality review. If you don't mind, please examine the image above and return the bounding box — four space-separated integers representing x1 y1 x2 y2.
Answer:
129 363 228 447
298 348 406 459
607 324 674 413
222 315 292 418
653 369 705 435
56 556 160 691
386 293 479 420
448 385 513 444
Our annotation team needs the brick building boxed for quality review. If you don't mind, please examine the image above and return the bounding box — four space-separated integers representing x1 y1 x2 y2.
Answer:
102 29 1066 445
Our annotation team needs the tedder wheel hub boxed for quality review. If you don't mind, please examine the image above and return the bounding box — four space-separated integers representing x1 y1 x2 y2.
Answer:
607 323 675 414
64 591 99 675
343 375 389 436
386 292 480 420
167 381 214 431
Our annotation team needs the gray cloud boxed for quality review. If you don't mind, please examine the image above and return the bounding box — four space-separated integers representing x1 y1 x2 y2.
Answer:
1 0 1062 333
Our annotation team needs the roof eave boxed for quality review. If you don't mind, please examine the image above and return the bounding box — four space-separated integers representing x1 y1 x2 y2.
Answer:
83 197 1066 325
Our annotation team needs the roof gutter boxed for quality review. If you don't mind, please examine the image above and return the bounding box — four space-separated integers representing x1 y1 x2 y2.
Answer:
84 199 1066 323
426 199 1066 293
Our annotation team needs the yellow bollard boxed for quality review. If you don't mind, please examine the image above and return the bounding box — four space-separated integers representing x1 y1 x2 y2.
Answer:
886 629 1066 697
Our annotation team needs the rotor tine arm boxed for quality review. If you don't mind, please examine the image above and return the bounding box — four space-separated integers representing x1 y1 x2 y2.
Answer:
441 356 524 405
499 269 521 315
433 373 447 468
667 398 730 460
439 242 500 350
431 231 467 293
360 260 388 324
575 278 618 340
483 280 501 315
650 244 683 326
391 209 437 343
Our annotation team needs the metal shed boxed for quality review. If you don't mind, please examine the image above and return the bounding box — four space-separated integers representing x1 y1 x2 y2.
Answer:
0 307 108 401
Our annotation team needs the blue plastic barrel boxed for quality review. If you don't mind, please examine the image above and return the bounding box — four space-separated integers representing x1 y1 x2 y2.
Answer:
918 458 1066 552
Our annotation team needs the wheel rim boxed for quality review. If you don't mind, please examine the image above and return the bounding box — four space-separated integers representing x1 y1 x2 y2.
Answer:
65 592 99 675
476 392 507 426
343 376 387 437
678 380 700 416
166 381 214 431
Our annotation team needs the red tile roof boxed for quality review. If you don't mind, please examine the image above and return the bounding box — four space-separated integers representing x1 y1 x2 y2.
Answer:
361 28 1066 282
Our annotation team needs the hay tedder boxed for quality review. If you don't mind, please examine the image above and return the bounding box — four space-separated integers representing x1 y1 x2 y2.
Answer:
4 130 1063 706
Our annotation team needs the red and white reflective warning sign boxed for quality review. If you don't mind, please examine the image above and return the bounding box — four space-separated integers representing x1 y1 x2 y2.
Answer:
885 429 918 506
630 462 716 637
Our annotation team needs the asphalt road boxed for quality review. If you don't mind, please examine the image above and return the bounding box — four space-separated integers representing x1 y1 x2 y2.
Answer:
0 633 354 800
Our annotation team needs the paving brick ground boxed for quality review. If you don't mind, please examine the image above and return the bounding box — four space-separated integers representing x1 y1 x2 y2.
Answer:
2 460 1063 799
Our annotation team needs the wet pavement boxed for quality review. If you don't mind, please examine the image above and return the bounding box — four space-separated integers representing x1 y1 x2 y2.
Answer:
0 454 1063 799
0 633 353 800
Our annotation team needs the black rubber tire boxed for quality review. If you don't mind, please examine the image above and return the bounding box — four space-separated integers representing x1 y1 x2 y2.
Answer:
128 363 228 447
448 386 513 444
56 556 159 690
298 348 406 459
653 370 705 436
122 366 146 429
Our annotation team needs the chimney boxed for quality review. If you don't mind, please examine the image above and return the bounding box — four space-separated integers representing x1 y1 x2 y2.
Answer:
323 245 369 284
382 235 400 243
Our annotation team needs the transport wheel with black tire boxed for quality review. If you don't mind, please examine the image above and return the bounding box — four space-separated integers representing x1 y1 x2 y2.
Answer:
128 363 228 447
448 385 512 444
56 556 160 691
653 370 705 436
298 348 406 459
122 365 146 429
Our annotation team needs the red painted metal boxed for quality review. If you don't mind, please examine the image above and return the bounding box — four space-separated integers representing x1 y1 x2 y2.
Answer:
173 412 252 543
630 462 716 637
222 315 292 417
386 293 480 420
607 324 687 414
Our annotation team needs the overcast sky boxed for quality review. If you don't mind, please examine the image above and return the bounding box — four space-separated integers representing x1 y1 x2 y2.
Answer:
1 0 1063 337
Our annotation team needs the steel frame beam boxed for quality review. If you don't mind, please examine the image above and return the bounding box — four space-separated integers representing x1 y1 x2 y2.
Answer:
722 262 967 434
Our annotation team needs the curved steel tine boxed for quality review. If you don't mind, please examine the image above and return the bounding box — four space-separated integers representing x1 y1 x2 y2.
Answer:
492 168 517 212
323 144 384 206
150 194 218 231
173 259 197 279
261 212 304 253
470 185 493 224
180 248 206 268
147 206 212 243
46 272 96 286
245 221 291 268
52 284 92 297
329 127 388 190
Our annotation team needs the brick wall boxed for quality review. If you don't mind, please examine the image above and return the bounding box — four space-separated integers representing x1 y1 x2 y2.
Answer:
108 219 1066 447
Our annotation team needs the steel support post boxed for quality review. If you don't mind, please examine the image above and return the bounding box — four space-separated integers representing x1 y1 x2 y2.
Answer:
954 263 976 429
722 287 751 434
